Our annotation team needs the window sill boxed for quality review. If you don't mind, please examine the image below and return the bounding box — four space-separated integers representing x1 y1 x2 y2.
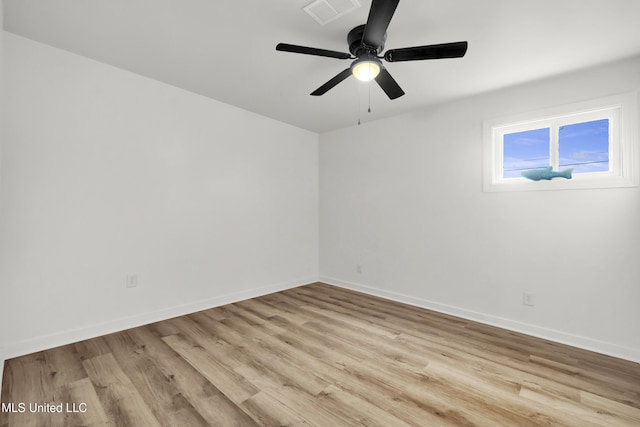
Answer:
484 171 638 192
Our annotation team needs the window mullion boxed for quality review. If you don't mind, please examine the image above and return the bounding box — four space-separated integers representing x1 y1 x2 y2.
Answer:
549 124 559 169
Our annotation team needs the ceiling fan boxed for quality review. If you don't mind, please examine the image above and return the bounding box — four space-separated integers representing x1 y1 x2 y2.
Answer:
276 0 468 100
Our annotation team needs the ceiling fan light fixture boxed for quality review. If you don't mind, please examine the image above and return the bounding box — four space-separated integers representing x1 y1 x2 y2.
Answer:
351 57 381 82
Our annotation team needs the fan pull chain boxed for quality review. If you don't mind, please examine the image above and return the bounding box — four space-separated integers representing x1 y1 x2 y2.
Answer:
368 63 372 113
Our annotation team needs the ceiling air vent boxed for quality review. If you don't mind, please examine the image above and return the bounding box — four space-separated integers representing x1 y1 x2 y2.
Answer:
303 0 361 26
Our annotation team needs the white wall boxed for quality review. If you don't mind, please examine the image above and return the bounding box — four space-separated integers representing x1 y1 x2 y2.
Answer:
320 56 640 362
1 0 6 393
0 33 319 360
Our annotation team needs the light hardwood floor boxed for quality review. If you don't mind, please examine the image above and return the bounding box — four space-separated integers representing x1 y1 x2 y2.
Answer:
1 282 639 426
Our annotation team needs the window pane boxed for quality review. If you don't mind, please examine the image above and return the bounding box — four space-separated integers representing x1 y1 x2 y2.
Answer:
503 128 550 179
559 119 609 174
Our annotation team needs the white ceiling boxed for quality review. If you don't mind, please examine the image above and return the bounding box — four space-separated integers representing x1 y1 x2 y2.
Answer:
4 0 640 133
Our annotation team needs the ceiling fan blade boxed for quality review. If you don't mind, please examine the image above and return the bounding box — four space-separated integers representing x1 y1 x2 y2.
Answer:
362 0 400 48
374 68 405 99
276 43 352 60
384 41 468 62
311 68 353 96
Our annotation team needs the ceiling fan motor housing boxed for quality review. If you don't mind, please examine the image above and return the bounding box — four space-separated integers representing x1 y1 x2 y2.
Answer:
348 24 386 57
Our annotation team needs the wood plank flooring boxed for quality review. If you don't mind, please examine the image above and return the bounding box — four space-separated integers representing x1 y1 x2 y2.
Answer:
2 282 639 426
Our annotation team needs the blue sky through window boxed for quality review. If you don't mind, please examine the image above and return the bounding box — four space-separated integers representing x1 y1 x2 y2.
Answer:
559 119 609 173
502 119 609 178
503 128 550 178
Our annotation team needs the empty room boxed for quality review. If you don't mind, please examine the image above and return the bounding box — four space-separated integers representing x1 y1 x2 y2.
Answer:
1 0 639 426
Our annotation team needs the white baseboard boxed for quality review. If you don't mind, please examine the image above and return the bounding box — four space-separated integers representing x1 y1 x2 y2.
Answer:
320 276 640 364
0 276 317 364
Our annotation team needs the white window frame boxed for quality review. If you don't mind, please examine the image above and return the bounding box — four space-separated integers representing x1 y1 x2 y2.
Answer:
483 92 639 192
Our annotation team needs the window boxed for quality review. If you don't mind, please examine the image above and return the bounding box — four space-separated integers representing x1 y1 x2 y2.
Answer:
483 92 638 192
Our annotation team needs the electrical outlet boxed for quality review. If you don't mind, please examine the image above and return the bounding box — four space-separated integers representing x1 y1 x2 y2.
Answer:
126 275 138 288
523 292 535 307
356 264 362 274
